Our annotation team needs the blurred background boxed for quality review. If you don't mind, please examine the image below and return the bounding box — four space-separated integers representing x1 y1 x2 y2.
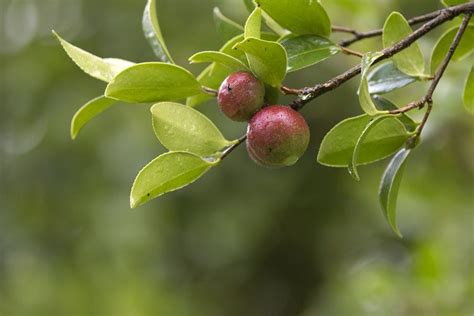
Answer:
0 0 473 315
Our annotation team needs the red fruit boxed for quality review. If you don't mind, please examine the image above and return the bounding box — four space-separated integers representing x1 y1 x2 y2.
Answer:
247 105 310 168
218 71 265 122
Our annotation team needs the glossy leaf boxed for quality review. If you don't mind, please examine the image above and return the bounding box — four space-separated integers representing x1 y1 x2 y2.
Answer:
441 0 469 7
189 51 249 72
348 115 396 181
105 63 202 103
213 7 244 43
317 114 410 167
53 31 134 82
234 37 287 87
464 67 474 114
143 0 174 63
358 52 386 116
383 12 425 76
280 35 340 72
368 61 418 95
151 102 234 156
130 152 215 208
71 96 116 140
258 0 331 37
244 6 262 39
430 25 474 74
372 96 419 132
379 148 412 237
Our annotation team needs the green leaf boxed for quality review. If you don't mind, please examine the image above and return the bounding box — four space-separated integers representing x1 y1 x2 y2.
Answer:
234 37 287 87
130 152 215 208
244 6 262 39
464 67 474 114
143 0 174 63
189 51 250 72
280 35 340 72
105 63 202 103
441 0 469 7
379 147 412 237
213 7 244 43
358 52 386 116
368 61 418 95
430 25 474 74
383 12 425 76
71 96 116 140
258 0 331 37
348 115 395 181
317 114 410 167
372 96 419 132
151 102 234 156
53 31 135 82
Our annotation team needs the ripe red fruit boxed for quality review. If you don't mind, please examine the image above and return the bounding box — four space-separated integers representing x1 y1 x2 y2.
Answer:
247 105 310 168
218 71 265 122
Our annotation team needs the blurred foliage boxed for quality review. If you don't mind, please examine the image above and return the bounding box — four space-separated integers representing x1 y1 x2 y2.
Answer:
0 0 473 315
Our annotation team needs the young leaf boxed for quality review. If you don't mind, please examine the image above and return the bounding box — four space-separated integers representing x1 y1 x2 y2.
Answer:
348 115 395 181
372 96 419 132
151 102 234 156
368 61 418 95
213 7 244 43
317 114 410 167
53 31 135 82
244 6 262 39
464 67 474 114
130 152 215 208
358 52 386 116
105 63 202 103
430 25 474 74
383 12 425 76
280 35 340 72
379 148 412 238
234 37 287 87
71 96 117 140
143 0 174 63
189 51 250 72
258 0 331 37
441 0 469 7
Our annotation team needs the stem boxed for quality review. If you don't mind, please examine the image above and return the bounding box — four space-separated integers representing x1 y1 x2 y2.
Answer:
221 135 247 160
340 46 364 58
202 86 218 96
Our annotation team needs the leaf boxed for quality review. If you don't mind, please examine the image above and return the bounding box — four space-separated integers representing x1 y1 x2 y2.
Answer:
151 102 234 156
383 12 425 76
143 0 174 63
71 96 116 140
105 63 202 103
441 0 469 7
368 61 418 95
379 147 412 237
234 37 287 87
213 7 244 43
280 35 340 72
53 31 135 82
189 51 249 72
130 152 215 208
464 67 474 114
358 52 386 116
244 6 262 39
317 114 410 167
430 25 474 74
348 115 394 181
258 0 331 37
372 96 419 132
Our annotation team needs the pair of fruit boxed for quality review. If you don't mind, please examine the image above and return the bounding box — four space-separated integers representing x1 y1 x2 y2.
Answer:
218 72 310 168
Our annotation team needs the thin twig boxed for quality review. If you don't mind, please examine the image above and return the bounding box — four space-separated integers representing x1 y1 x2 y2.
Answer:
202 86 218 96
220 135 247 160
340 46 364 58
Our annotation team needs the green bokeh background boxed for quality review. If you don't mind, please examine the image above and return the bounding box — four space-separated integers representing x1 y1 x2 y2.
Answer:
1 0 473 315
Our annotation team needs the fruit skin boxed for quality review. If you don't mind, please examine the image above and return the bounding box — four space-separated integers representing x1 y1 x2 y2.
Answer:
247 105 310 168
218 71 265 122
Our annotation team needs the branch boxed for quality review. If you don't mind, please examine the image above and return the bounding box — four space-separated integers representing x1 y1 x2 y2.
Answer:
336 3 468 47
290 2 474 111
